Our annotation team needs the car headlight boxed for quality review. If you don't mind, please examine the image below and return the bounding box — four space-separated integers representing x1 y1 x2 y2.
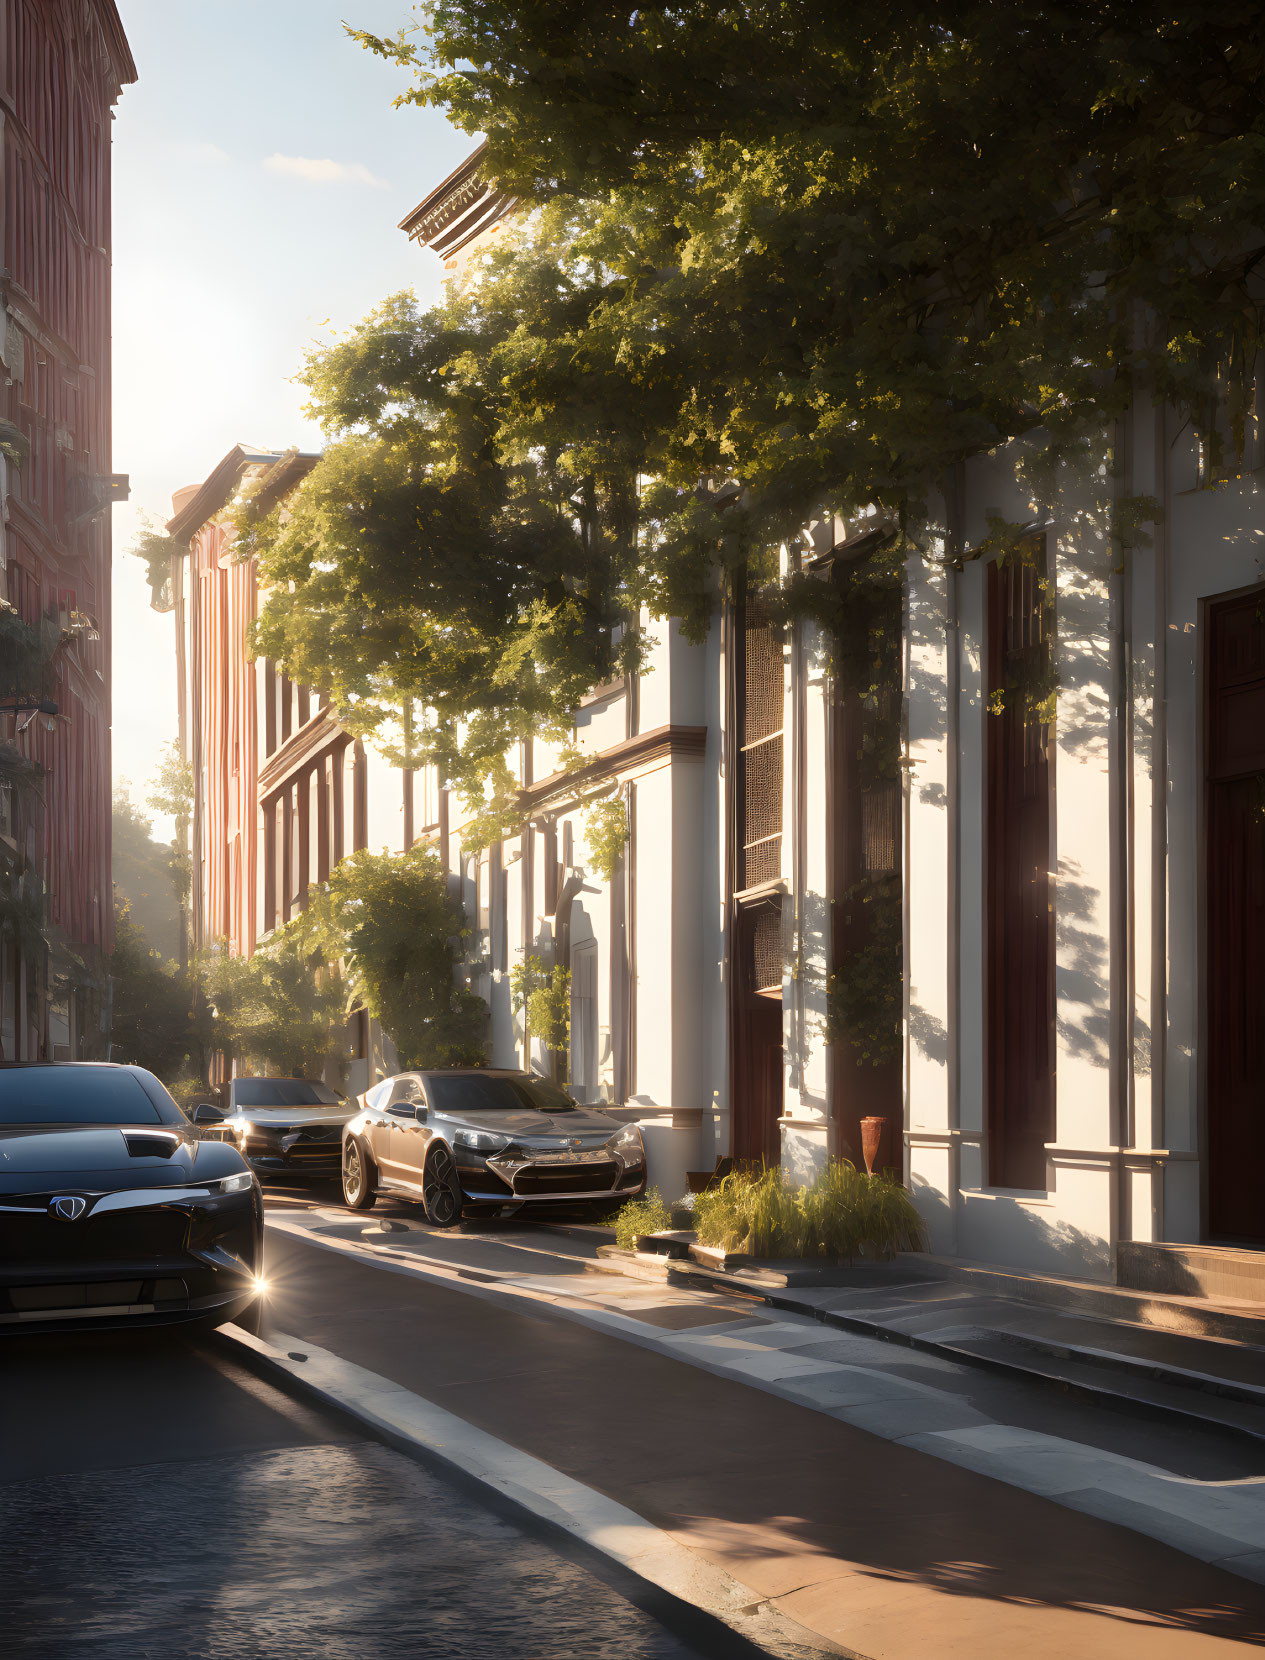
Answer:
609 1124 645 1166
202 1171 256 1194
452 1130 511 1152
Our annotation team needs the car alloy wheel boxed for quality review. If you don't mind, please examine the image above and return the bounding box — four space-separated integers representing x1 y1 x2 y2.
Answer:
422 1143 463 1228
342 1140 377 1211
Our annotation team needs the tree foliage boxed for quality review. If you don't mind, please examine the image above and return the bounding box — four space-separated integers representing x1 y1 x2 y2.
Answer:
310 844 488 1068
509 953 570 1053
246 2 1265 811
112 785 183 964
108 905 216 1085
201 922 353 1082
129 517 184 613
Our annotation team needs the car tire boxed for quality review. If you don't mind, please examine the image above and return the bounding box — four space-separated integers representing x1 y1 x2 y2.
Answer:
421 1143 463 1228
342 1138 378 1210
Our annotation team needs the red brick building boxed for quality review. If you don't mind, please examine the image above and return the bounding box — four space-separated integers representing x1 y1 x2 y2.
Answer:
0 2 134 1058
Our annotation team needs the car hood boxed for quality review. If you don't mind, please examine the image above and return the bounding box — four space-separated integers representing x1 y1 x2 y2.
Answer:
228 1106 354 1129
0 1123 242 1194
432 1104 624 1143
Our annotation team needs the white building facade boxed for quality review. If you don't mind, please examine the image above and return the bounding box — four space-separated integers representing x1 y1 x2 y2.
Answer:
408 155 1265 1281
165 152 1265 1291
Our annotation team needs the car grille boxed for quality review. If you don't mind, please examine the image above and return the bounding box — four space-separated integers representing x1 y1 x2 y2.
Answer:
294 1125 340 1142
0 1201 192 1267
513 1162 619 1196
4 1278 188 1314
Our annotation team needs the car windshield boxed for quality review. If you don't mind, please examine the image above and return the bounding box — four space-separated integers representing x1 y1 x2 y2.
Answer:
426 1075 578 1114
231 1080 345 1107
0 1068 165 1125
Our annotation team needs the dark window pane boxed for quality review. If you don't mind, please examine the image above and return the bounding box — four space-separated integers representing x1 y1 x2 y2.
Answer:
426 1075 576 1114
0 1067 163 1124
232 1080 344 1106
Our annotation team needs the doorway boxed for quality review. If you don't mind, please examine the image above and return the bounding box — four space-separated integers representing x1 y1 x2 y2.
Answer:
731 897 784 1168
986 550 1055 1190
1205 589 1265 1244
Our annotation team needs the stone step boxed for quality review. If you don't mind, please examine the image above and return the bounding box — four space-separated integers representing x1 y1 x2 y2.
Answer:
974 1321 1265 1406
593 1244 1265 1447
920 1326 1265 1450
907 1252 1265 1345
1118 1240 1265 1303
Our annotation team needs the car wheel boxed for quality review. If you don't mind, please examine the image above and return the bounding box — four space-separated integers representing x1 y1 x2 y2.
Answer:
422 1143 463 1228
342 1139 378 1211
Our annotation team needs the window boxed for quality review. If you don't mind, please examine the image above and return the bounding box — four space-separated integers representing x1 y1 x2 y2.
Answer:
570 940 598 1101
387 1076 427 1110
738 598 784 889
425 1074 577 1114
986 549 1055 1189
0 1067 165 1125
231 1079 344 1107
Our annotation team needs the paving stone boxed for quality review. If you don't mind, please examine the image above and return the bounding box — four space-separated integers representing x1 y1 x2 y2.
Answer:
719 1351 846 1383
835 1397 991 1439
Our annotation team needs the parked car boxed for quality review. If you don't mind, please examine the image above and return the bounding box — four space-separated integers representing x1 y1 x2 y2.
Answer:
0 1062 263 1334
341 1069 646 1224
193 1077 354 1179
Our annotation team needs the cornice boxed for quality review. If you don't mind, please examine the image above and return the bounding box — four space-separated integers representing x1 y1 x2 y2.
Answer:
257 707 346 800
519 723 707 813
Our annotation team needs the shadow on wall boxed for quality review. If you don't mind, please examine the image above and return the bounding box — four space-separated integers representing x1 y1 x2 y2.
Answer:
784 887 830 1096
1054 858 1111 1066
911 1177 1114 1281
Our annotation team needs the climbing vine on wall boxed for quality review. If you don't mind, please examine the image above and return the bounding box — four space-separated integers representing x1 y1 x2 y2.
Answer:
510 954 571 1053
581 797 627 884
825 876 903 1068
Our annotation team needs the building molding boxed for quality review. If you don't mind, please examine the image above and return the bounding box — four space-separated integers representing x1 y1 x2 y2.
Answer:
399 141 520 262
518 724 708 814
257 706 346 801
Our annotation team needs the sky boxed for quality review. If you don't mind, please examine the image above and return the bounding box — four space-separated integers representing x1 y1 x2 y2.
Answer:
109 1 470 835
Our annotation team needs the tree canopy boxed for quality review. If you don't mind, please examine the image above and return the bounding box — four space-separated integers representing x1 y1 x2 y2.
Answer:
112 785 183 964
311 844 488 1068
247 2 1265 803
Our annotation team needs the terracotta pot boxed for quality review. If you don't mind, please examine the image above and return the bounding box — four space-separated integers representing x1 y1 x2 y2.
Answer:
859 1115 887 1175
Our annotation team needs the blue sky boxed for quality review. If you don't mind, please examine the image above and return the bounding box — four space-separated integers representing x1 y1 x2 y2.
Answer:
110 1 470 828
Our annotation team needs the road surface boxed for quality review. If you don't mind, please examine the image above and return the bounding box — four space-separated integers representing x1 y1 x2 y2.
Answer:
0 1325 712 1660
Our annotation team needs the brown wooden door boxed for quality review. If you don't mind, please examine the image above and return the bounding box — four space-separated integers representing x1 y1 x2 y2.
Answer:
1206 591 1265 1244
828 565 902 1169
986 554 1055 1190
731 899 784 1167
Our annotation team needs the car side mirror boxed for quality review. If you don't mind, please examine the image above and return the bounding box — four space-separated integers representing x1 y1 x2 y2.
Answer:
414 1105 428 1123
192 1103 224 1126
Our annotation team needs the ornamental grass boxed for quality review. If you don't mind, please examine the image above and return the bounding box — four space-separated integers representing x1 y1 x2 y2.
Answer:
692 1161 924 1262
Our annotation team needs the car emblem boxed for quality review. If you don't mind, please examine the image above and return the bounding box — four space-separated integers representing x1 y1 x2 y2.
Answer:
50 1195 87 1221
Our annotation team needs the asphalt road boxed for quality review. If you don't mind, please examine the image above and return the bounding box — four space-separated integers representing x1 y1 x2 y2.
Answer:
0 1327 710 1660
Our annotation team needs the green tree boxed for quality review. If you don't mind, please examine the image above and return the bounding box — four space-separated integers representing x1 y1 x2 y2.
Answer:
250 4 1264 819
312 844 488 1068
201 921 352 1082
147 741 194 966
111 785 183 963
108 904 216 1085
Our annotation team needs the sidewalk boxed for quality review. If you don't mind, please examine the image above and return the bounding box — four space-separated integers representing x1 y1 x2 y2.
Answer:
255 1227 1265 1658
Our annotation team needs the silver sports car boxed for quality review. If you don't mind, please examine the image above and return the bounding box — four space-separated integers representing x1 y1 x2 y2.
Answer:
196 1077 355 1178
341 1069 647 1225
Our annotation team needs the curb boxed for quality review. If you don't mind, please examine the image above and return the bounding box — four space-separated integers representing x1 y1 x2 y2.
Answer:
260 1215 1265 1588
218 1322 861 1660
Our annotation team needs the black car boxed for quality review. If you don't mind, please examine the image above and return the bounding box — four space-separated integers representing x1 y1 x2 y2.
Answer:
196 1077 354 1178
0 1062 263 1333
341 1069 647 1225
